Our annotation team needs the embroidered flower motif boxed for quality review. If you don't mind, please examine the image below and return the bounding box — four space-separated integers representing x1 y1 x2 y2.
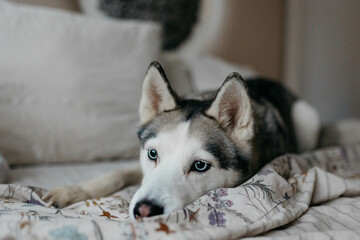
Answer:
25 188 44 206
26 197 43 206
155 222 175 234
208 210 226 227
208 189 233 209
218 188 228 197
99 206 118 219
283 192 291 200
226 200 233 207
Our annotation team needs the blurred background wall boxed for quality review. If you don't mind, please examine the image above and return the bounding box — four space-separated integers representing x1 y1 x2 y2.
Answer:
9 0 360 123
283 0 360 123
208 0 284 80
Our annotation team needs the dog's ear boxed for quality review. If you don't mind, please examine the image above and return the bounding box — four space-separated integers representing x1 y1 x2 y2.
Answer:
139 62 178 124
206 73 254 153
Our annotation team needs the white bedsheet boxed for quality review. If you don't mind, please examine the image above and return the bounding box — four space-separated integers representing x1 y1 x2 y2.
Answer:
1 144 360 239
9 159 138 189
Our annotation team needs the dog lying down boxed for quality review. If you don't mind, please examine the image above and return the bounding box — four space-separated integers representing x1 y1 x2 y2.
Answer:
44 61 320 220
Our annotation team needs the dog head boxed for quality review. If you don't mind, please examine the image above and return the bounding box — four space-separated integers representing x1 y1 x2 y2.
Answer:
129 62 254 219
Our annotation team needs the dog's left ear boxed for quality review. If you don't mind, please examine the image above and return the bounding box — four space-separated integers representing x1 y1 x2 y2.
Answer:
139 62 178 124
206 73 254 152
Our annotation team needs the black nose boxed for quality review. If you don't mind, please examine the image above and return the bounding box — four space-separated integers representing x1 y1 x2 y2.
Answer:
133 200 164 218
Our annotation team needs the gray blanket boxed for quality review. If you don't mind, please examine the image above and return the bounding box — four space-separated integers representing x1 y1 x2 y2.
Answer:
1 144 360 239
0 154 9 183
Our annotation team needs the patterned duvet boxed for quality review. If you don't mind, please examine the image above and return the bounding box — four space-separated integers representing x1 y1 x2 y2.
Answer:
1 144 360 239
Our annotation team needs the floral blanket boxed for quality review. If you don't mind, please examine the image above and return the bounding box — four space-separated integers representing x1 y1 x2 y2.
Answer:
1 144 360 240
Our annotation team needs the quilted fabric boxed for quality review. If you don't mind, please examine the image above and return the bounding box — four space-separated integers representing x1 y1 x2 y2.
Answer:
1 144 360 239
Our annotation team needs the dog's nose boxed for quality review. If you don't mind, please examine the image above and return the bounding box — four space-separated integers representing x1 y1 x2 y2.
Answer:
133 200 164 218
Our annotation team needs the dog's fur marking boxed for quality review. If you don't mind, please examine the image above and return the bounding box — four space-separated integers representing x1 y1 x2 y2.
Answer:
130 121 242 215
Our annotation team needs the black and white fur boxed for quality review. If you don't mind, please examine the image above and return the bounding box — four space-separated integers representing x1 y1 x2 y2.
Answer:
44 62 320 219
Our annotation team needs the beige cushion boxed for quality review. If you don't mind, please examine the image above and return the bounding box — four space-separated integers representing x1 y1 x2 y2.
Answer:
0 2 161 164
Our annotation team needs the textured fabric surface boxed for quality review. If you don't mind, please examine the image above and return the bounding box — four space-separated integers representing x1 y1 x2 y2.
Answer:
0 154 9 183
1 144 360 239
9 159 138 189
0 2 161 164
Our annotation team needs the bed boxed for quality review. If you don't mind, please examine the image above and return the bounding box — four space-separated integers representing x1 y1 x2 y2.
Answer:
1 1 360 239
1 144 360 239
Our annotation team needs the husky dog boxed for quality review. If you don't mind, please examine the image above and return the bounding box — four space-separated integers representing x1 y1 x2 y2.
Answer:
44 62 320 219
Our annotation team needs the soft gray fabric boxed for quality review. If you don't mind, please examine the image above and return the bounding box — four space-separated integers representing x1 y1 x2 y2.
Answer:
0 154 9 183
320 119 360 147
9 159 138 189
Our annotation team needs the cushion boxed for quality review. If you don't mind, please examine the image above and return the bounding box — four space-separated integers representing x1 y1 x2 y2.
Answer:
0 2 161 164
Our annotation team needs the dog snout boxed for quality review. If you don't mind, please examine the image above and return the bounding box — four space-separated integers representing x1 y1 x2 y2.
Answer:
133 199 164 219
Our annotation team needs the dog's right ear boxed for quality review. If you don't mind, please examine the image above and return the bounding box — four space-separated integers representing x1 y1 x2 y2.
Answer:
139 62 178 124
205 73 254 156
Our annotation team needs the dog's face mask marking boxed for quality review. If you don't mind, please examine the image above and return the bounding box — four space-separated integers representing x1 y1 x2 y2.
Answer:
129 62 253 219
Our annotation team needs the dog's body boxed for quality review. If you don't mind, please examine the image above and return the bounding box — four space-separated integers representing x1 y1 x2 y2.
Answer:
44 62 320 219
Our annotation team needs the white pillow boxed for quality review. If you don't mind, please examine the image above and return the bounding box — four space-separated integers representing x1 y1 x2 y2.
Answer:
0 2 161 164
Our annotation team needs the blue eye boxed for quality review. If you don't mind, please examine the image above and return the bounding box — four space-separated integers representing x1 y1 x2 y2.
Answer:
147 149 158 161
191 161 211 172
